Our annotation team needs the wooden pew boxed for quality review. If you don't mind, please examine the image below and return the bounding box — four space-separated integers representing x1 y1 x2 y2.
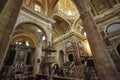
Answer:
53 77 74 80
36 74 48 80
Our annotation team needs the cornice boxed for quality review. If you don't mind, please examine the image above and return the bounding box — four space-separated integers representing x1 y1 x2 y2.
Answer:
21 5 55 24
53 31 86 45
54 5 80 20
94 4 120 24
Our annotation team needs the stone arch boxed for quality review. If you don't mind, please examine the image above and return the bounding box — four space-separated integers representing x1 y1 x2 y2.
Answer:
13 30 38 42
72 18 82 28
53 13 71 27
14 14 52 42
15 22 47 41
72 18 83 33
105 22 120 36
11 33 37 48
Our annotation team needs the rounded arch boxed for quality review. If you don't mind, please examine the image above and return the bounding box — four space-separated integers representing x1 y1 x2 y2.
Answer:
71 18 80 31
52 15 71 39
11 33 37 48
72 18 82 28
13 30 39 43
52 14 71 27
15 22 48 41
105 22 120 36
14 14 52 42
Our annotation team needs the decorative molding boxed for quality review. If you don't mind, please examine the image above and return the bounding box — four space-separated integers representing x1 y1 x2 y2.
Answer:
21 5 55 24
14 5 56 43
53 31 86 45
94 4 120 22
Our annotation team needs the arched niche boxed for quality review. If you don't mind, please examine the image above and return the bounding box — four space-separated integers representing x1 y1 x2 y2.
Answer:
59 50 64 67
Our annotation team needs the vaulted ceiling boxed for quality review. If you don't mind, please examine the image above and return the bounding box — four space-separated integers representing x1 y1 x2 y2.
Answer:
22 0 82 40
12 23 45 47
52 15 71 39
18 0 119 42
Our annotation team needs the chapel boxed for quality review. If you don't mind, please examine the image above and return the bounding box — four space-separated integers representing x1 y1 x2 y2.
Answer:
0 0 120 80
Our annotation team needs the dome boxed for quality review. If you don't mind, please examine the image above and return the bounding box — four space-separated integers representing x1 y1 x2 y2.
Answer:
57 0 79 17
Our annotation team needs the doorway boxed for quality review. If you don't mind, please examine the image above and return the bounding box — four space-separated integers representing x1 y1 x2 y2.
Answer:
68 54 74 62
117 44 120 56
59 50 64 66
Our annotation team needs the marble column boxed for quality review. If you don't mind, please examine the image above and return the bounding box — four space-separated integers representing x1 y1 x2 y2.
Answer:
34 40 42 74
73 0 120 80
0 0 23 70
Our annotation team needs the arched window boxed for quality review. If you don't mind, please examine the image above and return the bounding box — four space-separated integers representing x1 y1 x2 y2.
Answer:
106 23 120 37
34 4 41 12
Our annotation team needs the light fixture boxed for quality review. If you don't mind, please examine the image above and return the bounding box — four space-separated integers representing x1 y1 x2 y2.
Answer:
84 32 87 37
26 41 30 46
34 4 41 12
19 42 22 45
42 35 46 40
34 8 39 12
16 42 18 44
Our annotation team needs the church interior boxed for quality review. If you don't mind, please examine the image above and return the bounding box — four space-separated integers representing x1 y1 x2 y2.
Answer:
0 0 120 80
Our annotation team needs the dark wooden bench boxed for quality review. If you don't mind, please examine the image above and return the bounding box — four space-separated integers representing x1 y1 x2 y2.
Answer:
36 74 48 80
53 77 73 80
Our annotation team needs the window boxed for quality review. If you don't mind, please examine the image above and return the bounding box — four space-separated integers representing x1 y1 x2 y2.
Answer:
34 4 41 12
106 23 120 37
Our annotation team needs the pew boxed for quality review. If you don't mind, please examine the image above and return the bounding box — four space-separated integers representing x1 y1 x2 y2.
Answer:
36 74 48 80
53 77 75 80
